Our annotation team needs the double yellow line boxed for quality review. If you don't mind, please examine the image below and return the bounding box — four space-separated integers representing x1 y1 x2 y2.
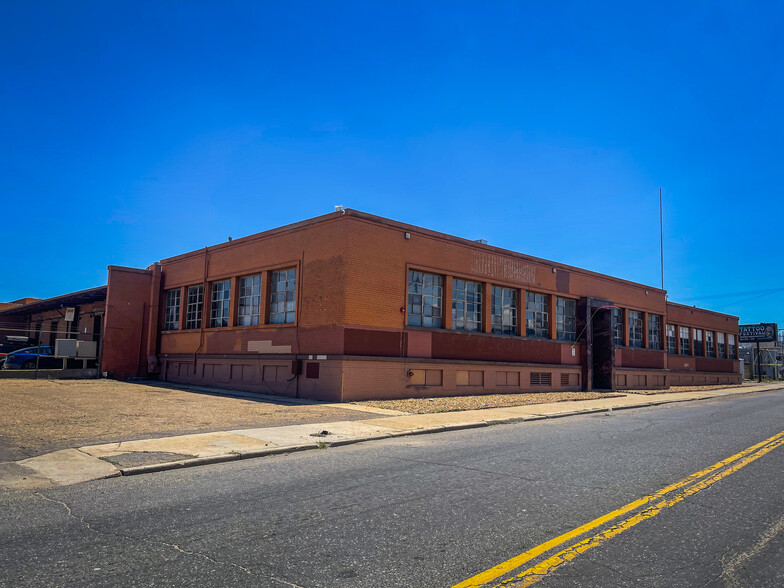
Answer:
453 428 784 588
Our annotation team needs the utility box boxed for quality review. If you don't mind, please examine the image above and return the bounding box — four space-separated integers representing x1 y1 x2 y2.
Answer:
77 340 98 358
55 339 78 358
54 339 97 359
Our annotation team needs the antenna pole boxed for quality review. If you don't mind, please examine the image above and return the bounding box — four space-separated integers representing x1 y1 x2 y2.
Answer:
659 188 664 292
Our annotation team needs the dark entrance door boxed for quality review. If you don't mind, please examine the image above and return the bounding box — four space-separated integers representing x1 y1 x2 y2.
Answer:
592 308 613 390
579 297 616 391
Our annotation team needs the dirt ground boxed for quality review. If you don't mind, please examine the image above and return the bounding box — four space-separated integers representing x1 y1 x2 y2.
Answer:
0 379 749 461
0 379 376 460
352 391 624 415
624 384 748 396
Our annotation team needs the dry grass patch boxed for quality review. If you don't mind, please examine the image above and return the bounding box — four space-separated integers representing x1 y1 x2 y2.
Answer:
0 379 373 456
353 391 623 415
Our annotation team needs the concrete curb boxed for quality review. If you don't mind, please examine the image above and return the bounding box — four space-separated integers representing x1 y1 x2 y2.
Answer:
109 386 784 478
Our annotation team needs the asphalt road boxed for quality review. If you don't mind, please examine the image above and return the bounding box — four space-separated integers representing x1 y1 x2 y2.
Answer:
2 388 784 587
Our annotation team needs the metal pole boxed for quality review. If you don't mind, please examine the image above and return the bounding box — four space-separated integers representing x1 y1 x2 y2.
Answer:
659 188 664 292
34 342 40 379
757 340 762 383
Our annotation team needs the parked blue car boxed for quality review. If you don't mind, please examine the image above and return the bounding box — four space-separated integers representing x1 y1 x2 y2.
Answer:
1 346 58 370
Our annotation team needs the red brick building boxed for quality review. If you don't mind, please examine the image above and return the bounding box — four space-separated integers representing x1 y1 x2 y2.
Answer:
89 209 739 400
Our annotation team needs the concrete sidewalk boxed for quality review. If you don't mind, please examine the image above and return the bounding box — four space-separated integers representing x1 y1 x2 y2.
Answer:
3 383 782 490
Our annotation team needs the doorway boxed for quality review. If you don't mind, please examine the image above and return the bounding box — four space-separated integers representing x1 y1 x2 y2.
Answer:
592 307 613 390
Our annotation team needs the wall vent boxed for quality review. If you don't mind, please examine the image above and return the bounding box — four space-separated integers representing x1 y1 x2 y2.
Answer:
531 372 552 386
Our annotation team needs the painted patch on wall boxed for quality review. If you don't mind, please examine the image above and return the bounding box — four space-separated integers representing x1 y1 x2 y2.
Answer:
248 341 292 354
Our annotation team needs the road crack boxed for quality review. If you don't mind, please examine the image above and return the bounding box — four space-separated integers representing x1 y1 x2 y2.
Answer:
34 491 253 576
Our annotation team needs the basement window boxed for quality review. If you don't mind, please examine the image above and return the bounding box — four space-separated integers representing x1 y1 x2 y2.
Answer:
164 289 181 330
210 280 231 328
269 268 297 324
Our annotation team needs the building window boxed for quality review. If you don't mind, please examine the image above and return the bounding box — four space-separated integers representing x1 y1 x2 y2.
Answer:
694 329 704 356
628 311 644 348
718 332 726 357
706 331 715 357
679 326 690 355
526 292 550 338
556 297 576 341
648 314 662 349
238 275 262 326
666 324 677 354
728 334 736 359
185 285 203 330
269 268 297 324
407 270 443 328
210 280 231 328
612 308 624 346
452 279 482 332
491 286 517 335
164 289 181 330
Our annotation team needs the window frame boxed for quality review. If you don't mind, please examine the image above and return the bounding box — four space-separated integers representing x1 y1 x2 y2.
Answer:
648 314 662 350
679 326 690 355
693 328 704 357
491 285 517 335
717 332 726 357
525 292 549 339
666 324 677 354
452 278 483 332
164 288 181 331
728 334 737 359
612 307 624 346
628 310 644 348
407 270 443 328
237 274 262 327
705 330 715 357
555 296 577 341
269 267 297 325
185 284 203 330
210 279 231 328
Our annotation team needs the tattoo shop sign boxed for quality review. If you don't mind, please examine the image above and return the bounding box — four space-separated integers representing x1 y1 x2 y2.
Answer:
739 323 778 343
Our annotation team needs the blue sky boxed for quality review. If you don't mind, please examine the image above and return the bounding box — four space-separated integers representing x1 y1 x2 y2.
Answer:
2 1 782 325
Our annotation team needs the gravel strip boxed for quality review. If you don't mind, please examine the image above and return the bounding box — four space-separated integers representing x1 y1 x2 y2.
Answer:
624 384 749 396
352 392 624 415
